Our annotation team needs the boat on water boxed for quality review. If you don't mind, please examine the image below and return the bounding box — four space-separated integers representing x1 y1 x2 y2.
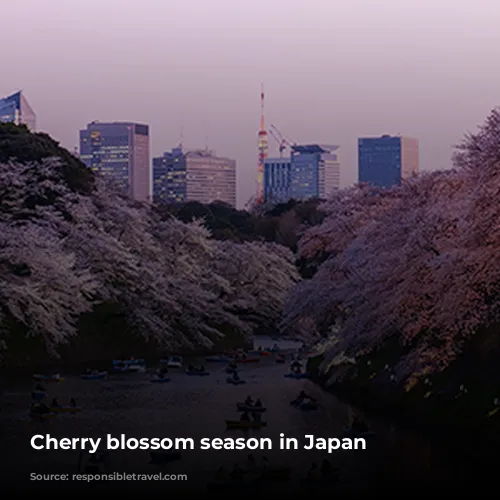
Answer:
284 372 310 379
206 355 232 362
50 406 82 414
31 390 47 401
127 364 146 373
81 371 107 380
227 377 245 385
165 356 183 368
150 376 170 383
225 420 266 429
236 403 266 413
112 358 145 366
32 374 64 383
299 401 317 411
29 411 56 419
185 370 209 376
275 356 285 364
235 357 260 364
149 451 181 464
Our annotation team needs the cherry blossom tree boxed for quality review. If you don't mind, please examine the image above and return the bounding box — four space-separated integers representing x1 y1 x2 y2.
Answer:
0 157 300 355
283 108 500 387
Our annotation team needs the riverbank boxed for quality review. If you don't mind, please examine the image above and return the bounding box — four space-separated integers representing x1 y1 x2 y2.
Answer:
307 354 500 453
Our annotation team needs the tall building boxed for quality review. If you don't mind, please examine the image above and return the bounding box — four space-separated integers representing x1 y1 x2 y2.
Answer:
152 147 236 207
79 121 150 202
0 91 36 130
358 135 419 188
263 157 292 204
290 144 340 199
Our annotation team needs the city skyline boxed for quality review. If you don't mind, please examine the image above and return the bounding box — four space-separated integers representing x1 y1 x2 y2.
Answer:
3 0 500 207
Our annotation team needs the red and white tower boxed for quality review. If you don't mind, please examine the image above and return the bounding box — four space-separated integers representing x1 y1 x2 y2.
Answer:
256 83 268 203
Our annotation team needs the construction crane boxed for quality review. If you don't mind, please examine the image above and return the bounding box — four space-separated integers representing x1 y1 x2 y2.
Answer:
268 127 285 157
270 124 295 157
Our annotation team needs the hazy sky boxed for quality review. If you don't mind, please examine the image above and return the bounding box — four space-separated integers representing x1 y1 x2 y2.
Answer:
2 0 500 208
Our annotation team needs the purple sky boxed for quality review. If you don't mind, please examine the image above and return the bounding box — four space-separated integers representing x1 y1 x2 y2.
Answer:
2 0 500 207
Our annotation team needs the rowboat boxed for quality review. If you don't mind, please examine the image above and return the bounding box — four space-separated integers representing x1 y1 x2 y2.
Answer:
32 374 64 383
31 390 47 401
236 403 266 413
112 359 145 366
227 377 245 385
299 401 317 411
284 373 310 379
225 420 266 429
206 356 232 362
30 411 56 419
150 377 170 383
50 406 82 414
81 371 107 380
165 356 183 368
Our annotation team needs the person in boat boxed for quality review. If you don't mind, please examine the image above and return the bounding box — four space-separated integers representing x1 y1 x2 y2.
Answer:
240 412 250 421
85 368 92 374
51 397 60 407
53 373 60 379
293 390 307 404
291 360 301 372
70 398 77 407
32 402 50 414
244 396 254 406
293 391 315 405
251 411 261 422
254 398 263 407
34 383 45 392
199 365 206 372
232 371 240 381
258 346 262 352
187 364 194 371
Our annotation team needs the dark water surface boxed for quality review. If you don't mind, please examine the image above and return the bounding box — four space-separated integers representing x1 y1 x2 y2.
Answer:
0 338 492 493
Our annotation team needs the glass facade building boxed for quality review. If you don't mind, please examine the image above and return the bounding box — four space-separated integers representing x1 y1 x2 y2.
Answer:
0 91 36 130
263 158 292 204
152 147 236 207
290 144 340 200
358 135 419 188
153 147 187 203
79 122 150 202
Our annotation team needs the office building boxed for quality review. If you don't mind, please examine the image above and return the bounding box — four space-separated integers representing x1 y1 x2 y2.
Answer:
263 158 292 204
79 121 150 202
358 135 419 188
153 147 236 207
290 144 340 199
0 91 36 130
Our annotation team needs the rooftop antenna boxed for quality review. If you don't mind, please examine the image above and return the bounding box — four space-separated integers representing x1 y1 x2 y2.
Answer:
179 115 184 149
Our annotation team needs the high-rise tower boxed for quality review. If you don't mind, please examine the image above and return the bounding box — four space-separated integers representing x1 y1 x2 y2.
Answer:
256 83 268 203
